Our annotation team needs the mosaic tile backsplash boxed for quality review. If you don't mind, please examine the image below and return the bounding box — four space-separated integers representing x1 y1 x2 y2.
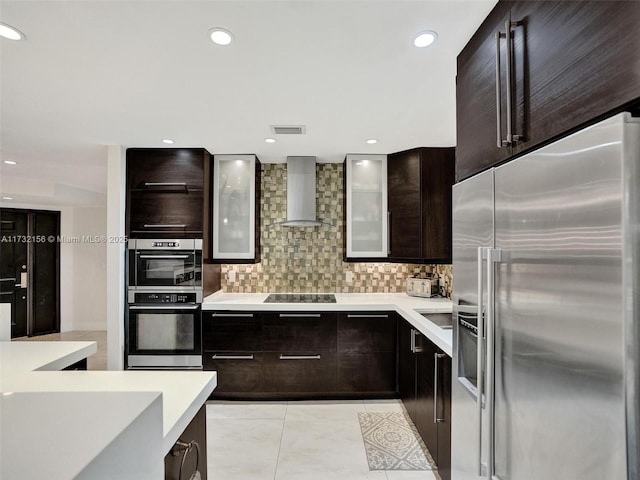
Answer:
221 163 452 297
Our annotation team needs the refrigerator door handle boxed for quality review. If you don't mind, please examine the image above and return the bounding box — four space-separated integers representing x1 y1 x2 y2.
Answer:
476 247 489 477
477 246 489 476
486 248 502 480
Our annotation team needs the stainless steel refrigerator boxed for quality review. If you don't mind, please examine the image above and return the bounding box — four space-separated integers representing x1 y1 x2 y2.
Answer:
451 112 640 480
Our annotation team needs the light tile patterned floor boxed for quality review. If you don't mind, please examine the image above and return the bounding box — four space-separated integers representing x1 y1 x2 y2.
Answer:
206 400 439 480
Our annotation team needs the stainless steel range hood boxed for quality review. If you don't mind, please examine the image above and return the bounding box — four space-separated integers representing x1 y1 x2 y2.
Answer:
277 156 329 227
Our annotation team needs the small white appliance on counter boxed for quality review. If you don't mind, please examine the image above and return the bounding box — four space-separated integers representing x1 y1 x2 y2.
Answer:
406 276 439 298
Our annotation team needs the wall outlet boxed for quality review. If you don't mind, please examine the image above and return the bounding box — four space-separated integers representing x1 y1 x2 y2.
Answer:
228 271 236 283
345 271 353 283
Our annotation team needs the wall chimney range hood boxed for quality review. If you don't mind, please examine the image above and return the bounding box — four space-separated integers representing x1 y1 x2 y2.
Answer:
274 156 331 228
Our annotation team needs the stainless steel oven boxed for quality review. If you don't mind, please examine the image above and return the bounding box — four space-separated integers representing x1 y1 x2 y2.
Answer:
128 239 202 291
127 291 203 369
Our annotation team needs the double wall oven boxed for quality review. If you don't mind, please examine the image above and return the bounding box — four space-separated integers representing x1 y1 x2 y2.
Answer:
126 239 203 369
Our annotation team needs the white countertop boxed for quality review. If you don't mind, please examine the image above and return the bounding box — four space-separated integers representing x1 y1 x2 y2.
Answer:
203 292 453 356
0 340 97 372
0 341 217 479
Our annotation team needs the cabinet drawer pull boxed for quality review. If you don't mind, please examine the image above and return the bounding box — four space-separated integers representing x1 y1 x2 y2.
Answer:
346 314 389 318
144 182 187 187
211 354 254 360
210 313 254 318
279 354 321 360
278 313 321 318
143 224 187 228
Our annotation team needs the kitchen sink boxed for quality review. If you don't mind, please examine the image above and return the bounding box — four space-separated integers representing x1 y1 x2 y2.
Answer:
418 312 453 329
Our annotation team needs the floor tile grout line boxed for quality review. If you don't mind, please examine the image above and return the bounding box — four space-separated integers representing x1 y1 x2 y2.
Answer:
273 401 288 480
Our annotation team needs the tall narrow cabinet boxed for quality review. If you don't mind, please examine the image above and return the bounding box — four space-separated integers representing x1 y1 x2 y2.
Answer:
344 154 388 261
211 154 261 263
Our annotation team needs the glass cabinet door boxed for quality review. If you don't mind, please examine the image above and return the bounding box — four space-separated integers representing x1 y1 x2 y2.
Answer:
213 155 256 260
345 154 388 258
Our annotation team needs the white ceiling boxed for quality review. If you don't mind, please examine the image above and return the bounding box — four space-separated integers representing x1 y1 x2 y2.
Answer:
0 0 497 205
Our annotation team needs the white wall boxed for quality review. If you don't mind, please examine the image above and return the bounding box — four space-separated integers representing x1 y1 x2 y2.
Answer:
71 207 108 330
106 145 126 370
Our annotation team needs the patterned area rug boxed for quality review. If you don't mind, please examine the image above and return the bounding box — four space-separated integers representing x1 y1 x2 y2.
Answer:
357 412 435 471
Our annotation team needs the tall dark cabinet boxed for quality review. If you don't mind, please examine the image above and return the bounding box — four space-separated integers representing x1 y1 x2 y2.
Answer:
456 0 640 181
387 147 454 264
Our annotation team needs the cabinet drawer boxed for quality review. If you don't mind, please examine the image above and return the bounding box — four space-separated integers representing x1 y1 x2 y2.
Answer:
338 312 396 353
127 148 206 189
263 312 337 352
203 313 261 352
129 190 204 237
337 352 396 393
263 352 337 393
203 352 263 394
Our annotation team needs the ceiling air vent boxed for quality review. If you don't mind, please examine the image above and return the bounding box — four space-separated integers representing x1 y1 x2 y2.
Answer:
271 125 306 135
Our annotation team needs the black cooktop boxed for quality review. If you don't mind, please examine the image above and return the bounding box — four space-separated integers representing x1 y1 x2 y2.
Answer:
264 293 336 304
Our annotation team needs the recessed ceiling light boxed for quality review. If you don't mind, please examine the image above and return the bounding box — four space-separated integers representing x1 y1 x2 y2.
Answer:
0 23 25 41
414 30 438 48
3 160 17 165
366 139 378 144
162 139 175 144
265 138 276 144
209 28 233 46
2 197 13 200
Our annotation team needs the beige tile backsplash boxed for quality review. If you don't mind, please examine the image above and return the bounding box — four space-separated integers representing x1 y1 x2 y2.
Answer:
221 163 452 297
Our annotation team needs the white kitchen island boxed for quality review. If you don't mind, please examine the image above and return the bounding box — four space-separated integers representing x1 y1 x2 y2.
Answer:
0 341 216 480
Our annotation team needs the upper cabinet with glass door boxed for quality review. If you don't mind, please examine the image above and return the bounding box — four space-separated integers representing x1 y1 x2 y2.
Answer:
212 155 261 263
344 154 388 260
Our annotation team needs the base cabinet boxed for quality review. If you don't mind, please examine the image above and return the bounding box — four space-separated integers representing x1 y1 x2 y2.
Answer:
398 319 451 480
204 310 396 399
165 404 207 480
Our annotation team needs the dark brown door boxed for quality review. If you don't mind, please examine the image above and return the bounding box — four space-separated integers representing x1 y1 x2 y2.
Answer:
510 1 640 157
456 2 513 181
0 210 28 338
0 209 60 337
415 334 438 462
387 149 421 261
397 320 417 422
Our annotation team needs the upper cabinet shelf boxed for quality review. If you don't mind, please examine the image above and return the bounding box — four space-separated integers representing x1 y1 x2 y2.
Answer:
125 148 210 240
211 154 261 263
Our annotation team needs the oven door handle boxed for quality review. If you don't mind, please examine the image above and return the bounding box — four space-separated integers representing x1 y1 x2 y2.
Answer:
138 255 191 259
129 305 200 311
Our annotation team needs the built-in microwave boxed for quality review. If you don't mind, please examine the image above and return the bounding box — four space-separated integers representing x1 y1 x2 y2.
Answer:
128 239 202 291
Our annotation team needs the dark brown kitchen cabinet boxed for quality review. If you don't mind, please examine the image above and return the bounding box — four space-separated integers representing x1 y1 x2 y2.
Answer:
397 318 418 422
262 312 338 396
126 148 210 239
387 147 454 264
456 1 640 182
398 319 451 480
337 312 397 395
204 310 398 399
165 404 207 480
202 311 263 398
263 312 337 353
